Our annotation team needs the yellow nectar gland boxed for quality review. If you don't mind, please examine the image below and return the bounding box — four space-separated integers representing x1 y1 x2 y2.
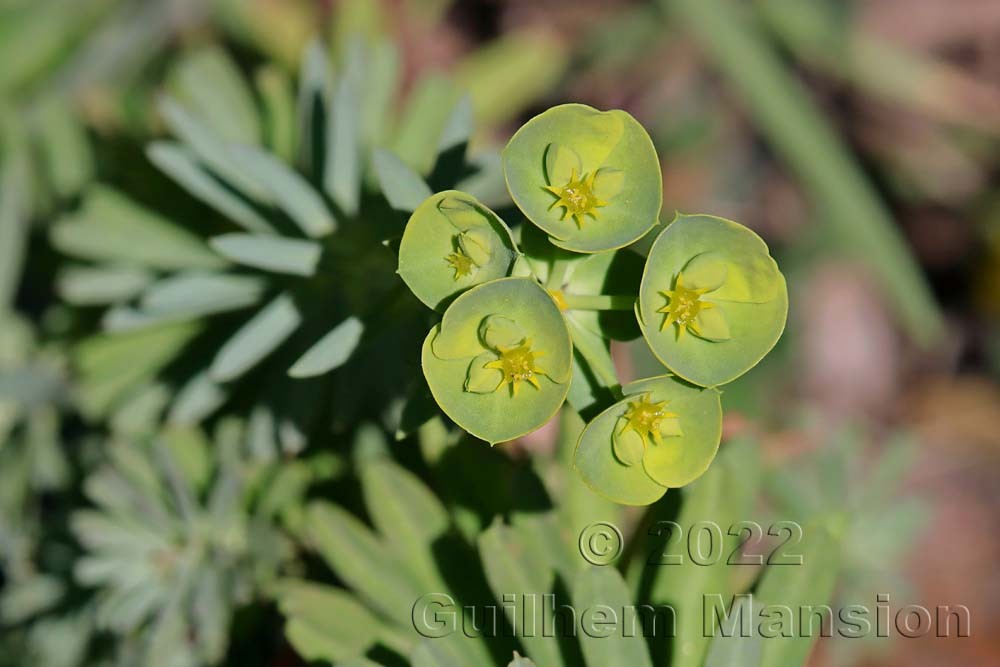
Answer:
485 338 545 397
620 394 678 446
545 168 607 228
657 272 715 339
445 249 475 280
547 289 569 311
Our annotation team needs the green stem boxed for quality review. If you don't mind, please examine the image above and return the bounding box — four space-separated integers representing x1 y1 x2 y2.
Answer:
561 293 636 311
545 256 572 290
566 318 620 391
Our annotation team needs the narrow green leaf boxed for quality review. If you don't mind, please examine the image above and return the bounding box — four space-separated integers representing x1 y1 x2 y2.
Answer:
511 509 578 583
565 351 608 421
168 45 260 144
275 377 321 455
508 652 538 667
572 567 654 667
191 568 228 662
0 576 64 623
141 272 265 318
325 38 363 215
392 74 462 175
556 409 625 547
248 404 279 461
255 65 297 162
454 30 570 128
276 580 385 663
1 154 32 310
306 501 422 626
288 317 364 378
0 1 110 92
231 144 336 238
297 40 332 174
101 307 187 333
56 265 153 306
360 458 448 590
335 660 385 667
479 520 565 667
456 151 508 209
75 321 202 418
50 186 225 270
25 613 92 667
147 142 275 233
107 438 168 507
754 517 844 667
158 97 271 202
373 148 432 211
411 638 467 667
645 437 761 667
101 273 265 332
70 516 162 560
704 596 762 667
359 38 400 148
210 293 301 382
437 94 474 153
161 427 212 494
210 233 322 276
565 317 619 390
36 97 93 200
107 383 170 438
168 372 228 425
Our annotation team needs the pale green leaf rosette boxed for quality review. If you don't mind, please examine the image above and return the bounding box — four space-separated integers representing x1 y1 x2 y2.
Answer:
574 375 722 505
502 104 662 253
398 191 519 310
637 214 788 387
422 277 572 444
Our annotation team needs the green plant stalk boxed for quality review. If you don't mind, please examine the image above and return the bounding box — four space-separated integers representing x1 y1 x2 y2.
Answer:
664 0 944 346
566 318 619 389
545 255 574 290
562 293 635 311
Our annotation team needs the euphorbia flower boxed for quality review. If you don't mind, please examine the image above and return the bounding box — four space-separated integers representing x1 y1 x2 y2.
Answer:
637 214 788 387
421 278 572 444
574 375 722 505
398 191 519 310
503 104 662 253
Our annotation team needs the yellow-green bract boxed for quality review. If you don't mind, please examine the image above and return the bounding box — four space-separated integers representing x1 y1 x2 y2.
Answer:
421 277 572 444
637 214 788 387
502 104 662 253
398 191 519 310
574 375 722 505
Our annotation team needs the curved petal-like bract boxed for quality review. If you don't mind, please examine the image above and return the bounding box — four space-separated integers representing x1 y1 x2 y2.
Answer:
503 104 662 253
574 375 722 505
637 214 788 387
422 277 572 444
398 191 519 310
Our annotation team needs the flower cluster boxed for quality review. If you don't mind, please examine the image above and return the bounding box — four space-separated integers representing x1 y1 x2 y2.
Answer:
398 104 787 504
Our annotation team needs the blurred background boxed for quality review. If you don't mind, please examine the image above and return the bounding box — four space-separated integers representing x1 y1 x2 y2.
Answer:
2 0 999 665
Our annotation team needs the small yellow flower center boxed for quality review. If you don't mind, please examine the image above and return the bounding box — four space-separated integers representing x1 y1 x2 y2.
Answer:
485 338 545 396
668 285 702 325
622 395 675 444
545 169 608 228
445 249 475 280
657 272 715 338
